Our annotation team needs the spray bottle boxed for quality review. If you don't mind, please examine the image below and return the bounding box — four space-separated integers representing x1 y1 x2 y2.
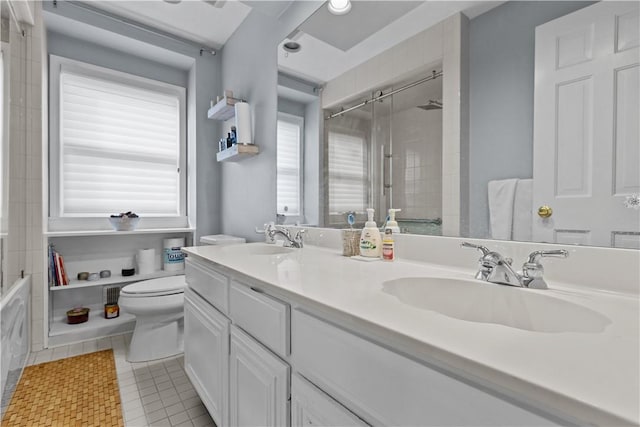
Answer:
359 208 382 257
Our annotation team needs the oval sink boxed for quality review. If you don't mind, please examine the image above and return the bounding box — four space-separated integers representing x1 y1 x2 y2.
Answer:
382 277 610 333
223 243 294 256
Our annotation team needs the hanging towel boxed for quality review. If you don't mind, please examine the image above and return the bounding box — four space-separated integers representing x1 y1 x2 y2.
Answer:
512 179 533 241
488 179 518 240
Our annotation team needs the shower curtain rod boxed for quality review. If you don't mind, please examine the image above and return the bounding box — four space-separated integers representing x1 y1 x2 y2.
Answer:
325 69 443 120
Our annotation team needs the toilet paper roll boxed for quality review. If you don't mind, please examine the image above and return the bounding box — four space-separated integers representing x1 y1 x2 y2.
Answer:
136 248 156 275
163 238 185 272
234 102 252 145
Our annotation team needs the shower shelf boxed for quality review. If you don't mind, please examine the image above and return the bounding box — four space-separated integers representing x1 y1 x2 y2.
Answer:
49 270 183 291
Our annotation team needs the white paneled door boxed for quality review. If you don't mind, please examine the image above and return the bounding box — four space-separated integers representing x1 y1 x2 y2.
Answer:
533 2 640 248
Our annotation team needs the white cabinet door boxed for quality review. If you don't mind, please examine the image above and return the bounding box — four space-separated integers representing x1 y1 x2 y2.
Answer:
291 373 370 427
229 325 289 427
184 289 230 427
533 2 640 248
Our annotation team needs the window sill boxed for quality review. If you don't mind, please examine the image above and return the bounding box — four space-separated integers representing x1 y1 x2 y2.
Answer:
44 227 195 238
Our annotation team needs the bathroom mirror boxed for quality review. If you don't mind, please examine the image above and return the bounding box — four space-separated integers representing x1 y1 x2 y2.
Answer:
276 0 640 249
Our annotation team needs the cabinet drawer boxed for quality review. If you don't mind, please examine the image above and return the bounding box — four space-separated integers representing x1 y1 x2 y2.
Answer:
292 373 369 427
185 258 229 314
229 281 290 358
292 309 563 427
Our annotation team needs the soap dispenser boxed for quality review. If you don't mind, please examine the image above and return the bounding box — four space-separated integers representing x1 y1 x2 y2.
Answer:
360 208 382 257
385 208 402 234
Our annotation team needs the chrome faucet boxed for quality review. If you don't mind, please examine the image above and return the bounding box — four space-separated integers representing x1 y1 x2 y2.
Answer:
462 242 568 289
256 223 305 248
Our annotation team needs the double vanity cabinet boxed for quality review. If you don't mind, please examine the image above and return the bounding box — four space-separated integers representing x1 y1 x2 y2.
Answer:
181 248 583 427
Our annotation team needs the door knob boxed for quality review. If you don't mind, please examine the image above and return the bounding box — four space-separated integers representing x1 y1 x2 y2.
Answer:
537 205 553 218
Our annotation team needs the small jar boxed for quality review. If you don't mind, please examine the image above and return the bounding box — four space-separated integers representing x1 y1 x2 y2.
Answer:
104 303 119 319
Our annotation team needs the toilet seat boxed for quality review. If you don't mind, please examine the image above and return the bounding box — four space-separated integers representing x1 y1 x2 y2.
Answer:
121 275 186 298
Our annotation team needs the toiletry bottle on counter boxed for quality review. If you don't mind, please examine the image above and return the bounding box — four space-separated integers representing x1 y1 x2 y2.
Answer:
385 208 401 234
382 229 395 261
360 208 381 257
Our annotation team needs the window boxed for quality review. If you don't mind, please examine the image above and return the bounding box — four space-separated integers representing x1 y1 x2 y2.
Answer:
276 113 303 217
49 56 186 228
328 130 368 215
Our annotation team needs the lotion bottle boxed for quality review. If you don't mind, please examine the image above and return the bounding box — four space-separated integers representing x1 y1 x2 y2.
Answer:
382 229 394 261
385 208 402 234
360 208 382 257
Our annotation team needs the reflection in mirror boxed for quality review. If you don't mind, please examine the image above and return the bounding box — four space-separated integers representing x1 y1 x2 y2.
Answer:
277 0 640 249
324 71 443 234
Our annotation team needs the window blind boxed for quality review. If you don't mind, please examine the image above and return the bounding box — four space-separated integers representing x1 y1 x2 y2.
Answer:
277 116 302 216
328 131 367 214
59 71 181 217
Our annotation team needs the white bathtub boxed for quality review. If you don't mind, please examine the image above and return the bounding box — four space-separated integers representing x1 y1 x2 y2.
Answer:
0 276 30 415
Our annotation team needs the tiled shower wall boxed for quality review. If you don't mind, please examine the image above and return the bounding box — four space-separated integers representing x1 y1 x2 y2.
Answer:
6 2 44 351
391 107 442 220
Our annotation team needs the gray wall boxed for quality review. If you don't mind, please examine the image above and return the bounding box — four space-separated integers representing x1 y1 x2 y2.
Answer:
278 97 305 117
47 31 189 88
468 1 594 238
220 2 322 241
43 1 222 241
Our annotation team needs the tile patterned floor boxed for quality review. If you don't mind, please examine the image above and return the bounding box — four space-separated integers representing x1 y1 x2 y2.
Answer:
26 334 215 427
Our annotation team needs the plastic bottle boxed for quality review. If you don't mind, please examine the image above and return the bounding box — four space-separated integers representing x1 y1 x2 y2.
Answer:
360 208 382 257
231 126 238 144
382 229 394 261
385 208 401 234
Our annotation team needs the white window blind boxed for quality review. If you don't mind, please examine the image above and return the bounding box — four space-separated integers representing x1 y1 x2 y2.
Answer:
328 130 367 214
58 69 182 217
277 114 303 216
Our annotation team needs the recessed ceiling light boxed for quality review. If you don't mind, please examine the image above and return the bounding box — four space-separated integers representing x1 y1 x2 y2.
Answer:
283 41 301 53
328 0 351 15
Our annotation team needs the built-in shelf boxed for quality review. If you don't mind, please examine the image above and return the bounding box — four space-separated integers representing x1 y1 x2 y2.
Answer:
50 270 184 291
207 95 241 121
49 309 136 338
45 227 195 238
217 144 259 162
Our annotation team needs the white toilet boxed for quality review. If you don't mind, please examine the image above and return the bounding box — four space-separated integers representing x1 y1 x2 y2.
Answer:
120 235 245 362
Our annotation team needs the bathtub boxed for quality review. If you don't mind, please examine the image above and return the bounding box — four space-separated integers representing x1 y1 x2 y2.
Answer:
0 276 30 416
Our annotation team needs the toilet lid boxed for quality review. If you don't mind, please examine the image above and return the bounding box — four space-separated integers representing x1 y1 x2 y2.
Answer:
121 275 186 297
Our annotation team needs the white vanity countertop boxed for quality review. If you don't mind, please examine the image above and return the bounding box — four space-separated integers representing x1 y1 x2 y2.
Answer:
182 243 639 426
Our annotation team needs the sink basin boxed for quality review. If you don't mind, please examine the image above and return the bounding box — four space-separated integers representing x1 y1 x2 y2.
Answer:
382 277 610 333
223 243 294 256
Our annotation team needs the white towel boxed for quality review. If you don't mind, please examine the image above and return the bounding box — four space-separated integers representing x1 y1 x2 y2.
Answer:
512 179 533 241
488 179 518 240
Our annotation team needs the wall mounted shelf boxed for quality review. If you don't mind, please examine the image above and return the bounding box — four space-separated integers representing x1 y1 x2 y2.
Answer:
217 144 259 162
208 95 241 121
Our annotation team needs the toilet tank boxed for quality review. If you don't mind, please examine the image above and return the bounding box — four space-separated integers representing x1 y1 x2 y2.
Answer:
199 234 246 246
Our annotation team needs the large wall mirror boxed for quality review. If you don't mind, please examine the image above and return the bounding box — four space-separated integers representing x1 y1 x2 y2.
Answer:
276 0 640 249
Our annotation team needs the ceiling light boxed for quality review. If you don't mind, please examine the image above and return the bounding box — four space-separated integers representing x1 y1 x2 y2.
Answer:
163 0 182 3
328 0 351 15
283 41 301 53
